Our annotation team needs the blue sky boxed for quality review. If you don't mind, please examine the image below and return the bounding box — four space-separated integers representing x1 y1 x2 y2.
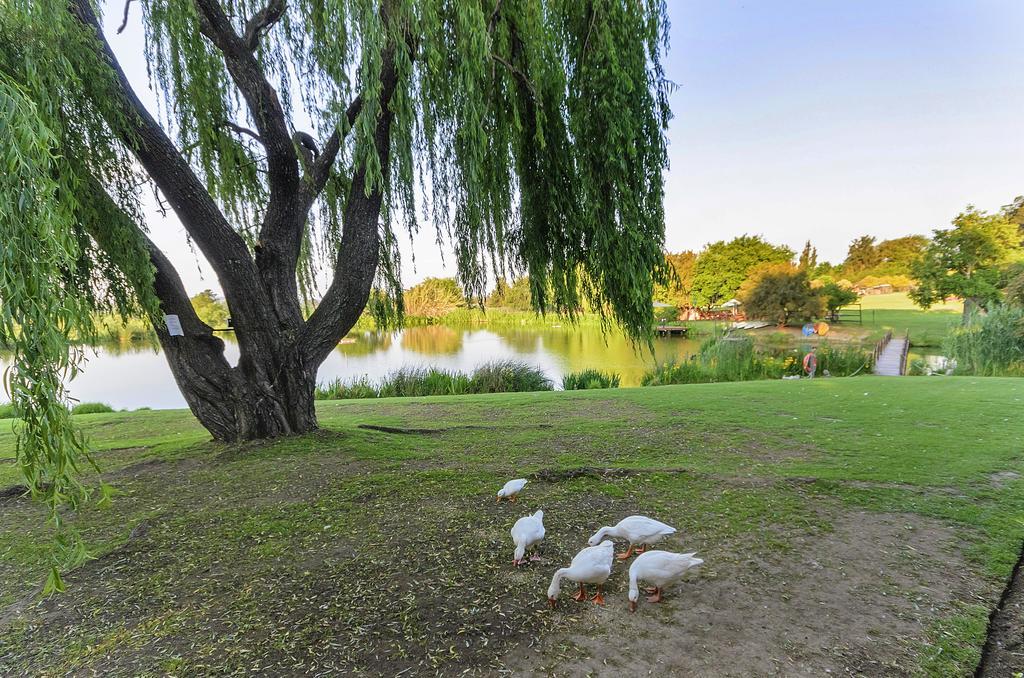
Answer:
104 0 1024 294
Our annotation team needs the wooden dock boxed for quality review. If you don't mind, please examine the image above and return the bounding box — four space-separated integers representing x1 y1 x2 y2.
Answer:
656 325 689 337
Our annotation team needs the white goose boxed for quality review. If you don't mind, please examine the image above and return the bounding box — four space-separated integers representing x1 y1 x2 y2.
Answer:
511 510 545 566
547 540 615 607
496 478 528 503
628 550 703 612
587 515 677 559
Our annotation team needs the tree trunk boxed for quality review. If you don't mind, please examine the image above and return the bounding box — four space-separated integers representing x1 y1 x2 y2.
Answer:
159 331 318 442
963 296 982 325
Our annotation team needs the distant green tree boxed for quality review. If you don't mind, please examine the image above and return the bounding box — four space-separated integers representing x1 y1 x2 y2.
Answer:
487 277 533 311
1004 196 1024 244
190 290 229 329
819 282 859 315
1005 269 1024 308
843 236 881 273
739 263 823 327
691 236 793 310
910 207 1023 322
654 251 698 309
798 240 817 271
876 235 929 273
405 278 465 319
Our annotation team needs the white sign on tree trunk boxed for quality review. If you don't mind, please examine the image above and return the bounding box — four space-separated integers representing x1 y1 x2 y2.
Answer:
164 314 184 337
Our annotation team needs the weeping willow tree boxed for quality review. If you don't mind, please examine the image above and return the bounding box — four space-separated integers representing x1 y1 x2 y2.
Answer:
2 0 670 450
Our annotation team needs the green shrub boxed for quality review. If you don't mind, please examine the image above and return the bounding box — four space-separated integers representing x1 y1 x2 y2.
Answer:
817 343 873 375
0 403 17 419
945 305 1024 376
562 369 621 390
71 402 114 415
468 360 552 393
640 358 714 386
653 305 679 323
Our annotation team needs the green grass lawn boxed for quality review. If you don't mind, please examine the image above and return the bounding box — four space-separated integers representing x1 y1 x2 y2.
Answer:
1 378 1022 675
858 292 962 347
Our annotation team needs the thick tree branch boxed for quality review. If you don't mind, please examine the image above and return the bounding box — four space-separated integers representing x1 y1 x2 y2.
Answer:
243 0 287 51
69 1 265 306
192 0 298 201
70 0 286 367
192 0 305 326
298 52 399 365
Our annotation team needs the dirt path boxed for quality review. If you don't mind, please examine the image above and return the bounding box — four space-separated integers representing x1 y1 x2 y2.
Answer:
508 512 995 676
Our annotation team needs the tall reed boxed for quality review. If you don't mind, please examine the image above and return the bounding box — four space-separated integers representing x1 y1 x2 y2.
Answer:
945 305 1024 376
315 361 553 400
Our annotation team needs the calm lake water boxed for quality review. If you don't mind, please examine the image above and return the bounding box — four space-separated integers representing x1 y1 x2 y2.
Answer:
1 325 716 410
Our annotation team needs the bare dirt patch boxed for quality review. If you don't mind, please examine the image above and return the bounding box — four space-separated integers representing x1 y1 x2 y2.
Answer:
506 511 995 676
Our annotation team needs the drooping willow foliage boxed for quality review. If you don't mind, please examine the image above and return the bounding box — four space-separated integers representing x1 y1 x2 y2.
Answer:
1 1 159 589
1 0 672 582
136 0 672 321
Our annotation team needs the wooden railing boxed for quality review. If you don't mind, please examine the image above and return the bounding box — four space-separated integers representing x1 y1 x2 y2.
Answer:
872 330 893 368
899 329 911 375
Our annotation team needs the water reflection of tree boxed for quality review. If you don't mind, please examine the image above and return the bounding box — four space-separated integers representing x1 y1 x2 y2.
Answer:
336 331 393 357
401 325 463 355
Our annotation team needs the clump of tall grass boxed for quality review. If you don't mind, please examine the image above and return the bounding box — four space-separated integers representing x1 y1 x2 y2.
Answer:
316 376 379 400
945 305 1024 376
378 367 472 398
562 369 621 390
315 361 552 400
0 403 16 419
70 402 115 415
468 360 552 393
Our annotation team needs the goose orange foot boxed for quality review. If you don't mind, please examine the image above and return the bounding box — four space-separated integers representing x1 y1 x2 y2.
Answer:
646 588 663 603
591 586 606 605
572 585 588 602
616 545 635 560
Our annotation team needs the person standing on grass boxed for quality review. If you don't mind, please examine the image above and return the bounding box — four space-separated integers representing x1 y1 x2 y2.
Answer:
803 347 818 379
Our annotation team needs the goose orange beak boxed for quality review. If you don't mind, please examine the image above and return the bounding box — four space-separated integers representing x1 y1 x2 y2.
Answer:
547 597 557 609
629 601 637 613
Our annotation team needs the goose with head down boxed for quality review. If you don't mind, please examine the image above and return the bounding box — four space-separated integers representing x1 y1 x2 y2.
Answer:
497 478 528 503
547 540 615 607
511 510 545 566
628 550 703 612
587 515 676 559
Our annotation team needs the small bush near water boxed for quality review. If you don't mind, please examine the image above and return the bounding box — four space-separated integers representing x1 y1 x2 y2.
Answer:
945 305 1024 376
316 361 553 400
641 336 872 386
562 369 621 390
0 403 16 419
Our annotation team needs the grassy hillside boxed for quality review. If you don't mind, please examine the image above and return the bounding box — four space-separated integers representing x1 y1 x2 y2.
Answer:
1 378 1022 675
859 292 962 347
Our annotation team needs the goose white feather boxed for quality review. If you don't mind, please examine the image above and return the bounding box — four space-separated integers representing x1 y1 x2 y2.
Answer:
511 510 545 565
587 515 677 558
628 550 703 612
497 478 528 502
547 540 615 607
